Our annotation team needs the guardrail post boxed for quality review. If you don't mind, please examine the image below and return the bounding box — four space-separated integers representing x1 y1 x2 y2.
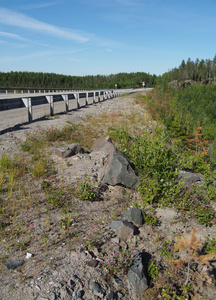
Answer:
76 93 80 108
73 93 80 108
86 92 88 105
62 94 69 112
22 97 32 123
46 95 54 116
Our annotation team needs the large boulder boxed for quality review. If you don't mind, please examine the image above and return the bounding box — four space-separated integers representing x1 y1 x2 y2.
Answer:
91 137 139 189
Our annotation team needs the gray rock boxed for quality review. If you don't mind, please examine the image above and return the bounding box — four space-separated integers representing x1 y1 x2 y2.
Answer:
60 285 72 300
55 143 84 158
91 136 113 151
92 282 106 296
86 259 98 267
116 292 123 299
177 170 205 188
128 252 148 295
69 279 76 290
113 276 124 287
49 293 56 300
72 289 84 299
91 139 138 188
106 291 116 299
3 259 25 270
122 207 145 225
110 220 135 238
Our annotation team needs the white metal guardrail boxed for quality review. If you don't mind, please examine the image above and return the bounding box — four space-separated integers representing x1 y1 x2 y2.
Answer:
0 87 82 94
0 88 146 123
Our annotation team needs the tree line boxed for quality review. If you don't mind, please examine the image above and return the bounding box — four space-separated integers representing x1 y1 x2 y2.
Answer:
159 55 216 84
0 71 157 89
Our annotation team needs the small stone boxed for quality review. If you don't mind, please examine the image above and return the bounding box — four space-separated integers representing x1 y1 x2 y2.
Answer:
107 291 116 299
112 276 124 287
55 143 84 158
72 289 84 299
35 284 41 290
49 292 56 300
26 252 32 259
111 237 120 244
86 259 98 267
117 292 123 299
92 282 106 295
3 259 25 270
51 282 62 288
69 279 76 290
122 207 145 226
110 220 134 236
60 285 72 299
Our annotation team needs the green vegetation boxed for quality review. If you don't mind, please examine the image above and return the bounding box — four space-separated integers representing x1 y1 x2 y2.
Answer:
159 55 216 83
78 177 97 201
0 70 157 89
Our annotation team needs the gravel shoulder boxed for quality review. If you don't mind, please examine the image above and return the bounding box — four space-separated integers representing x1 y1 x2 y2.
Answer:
0 95 134 156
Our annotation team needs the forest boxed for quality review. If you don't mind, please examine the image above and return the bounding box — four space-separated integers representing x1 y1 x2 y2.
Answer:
0 55 215 89
0 71 157 89
159 55 216 84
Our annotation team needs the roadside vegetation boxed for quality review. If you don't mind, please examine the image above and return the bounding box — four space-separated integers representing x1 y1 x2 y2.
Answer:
1 79 216 298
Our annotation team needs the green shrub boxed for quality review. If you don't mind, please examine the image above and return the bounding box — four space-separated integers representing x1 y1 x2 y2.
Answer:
78 178 97 201
110 126 178 204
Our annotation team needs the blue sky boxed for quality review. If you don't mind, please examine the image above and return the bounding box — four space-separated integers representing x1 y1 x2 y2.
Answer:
0 0 215 76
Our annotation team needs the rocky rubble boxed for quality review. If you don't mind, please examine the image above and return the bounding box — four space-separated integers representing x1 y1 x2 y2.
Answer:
54 137 139 189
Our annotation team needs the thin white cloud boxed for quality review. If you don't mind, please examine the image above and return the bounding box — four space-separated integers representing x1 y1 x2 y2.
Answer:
0 31 28 41
0 7 89 43
22 1 60 10
0 47 89 64
0 50 57 64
